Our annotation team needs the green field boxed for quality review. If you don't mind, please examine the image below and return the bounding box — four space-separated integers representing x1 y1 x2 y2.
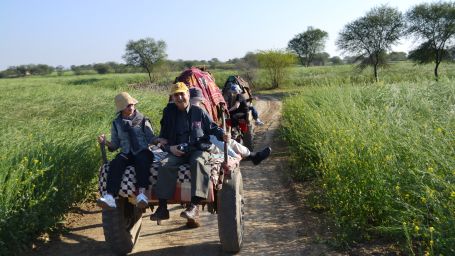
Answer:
282 66 455 254
0 74 168 253
0 62 454 255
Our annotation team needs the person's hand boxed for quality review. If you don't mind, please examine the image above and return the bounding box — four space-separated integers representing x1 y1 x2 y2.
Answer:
158 138 168 146
170 145 185 157
98 134 106 144
223 133 231 143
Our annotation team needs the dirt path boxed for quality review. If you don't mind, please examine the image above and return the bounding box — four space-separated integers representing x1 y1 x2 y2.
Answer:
29 96 343 256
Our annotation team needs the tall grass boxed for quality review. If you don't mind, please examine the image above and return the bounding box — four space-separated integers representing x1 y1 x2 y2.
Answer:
0 74 167 254
282 81 455 254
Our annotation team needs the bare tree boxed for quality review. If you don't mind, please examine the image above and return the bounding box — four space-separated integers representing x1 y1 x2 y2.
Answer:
337 5 405 82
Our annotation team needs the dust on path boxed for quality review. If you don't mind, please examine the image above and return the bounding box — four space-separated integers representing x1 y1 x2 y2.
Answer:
29 96 343 256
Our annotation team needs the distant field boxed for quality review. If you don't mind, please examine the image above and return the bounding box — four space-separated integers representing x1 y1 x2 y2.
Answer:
254 61 455 89
0 73 168 254
282 78 455 254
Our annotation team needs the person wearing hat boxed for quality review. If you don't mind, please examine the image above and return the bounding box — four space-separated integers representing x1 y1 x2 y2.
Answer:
151 82 229 222
227 84 248 127
190 87 271 164
227 83 264 126
97 92 163 210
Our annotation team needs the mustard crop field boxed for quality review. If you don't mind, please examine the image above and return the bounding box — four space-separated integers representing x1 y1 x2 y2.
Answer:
282 68 455 254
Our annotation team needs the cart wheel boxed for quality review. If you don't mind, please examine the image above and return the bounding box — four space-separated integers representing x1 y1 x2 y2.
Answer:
217 169 244 252
102 197 142 255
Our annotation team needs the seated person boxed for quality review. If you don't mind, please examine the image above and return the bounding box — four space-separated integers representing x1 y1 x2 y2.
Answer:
151 83 229 222
227 84 249 127
97 92 162 209
189 87 271 165
228 84 264 126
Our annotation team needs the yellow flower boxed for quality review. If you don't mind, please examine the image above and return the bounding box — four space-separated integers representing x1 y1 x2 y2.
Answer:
429 226 435 233
414 225 420 233
427 167 434 173
33 159 39 165
421 197 427 204
450 191 455 199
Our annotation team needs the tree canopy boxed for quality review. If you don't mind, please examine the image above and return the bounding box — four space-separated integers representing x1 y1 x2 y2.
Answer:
257 50 296 89
123 38 167 83
336 5 405 82
406 1 455 80
287 27 328 67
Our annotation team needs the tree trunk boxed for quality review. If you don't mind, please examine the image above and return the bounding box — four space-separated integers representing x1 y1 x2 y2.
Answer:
298 56 305 66
434 48 441 81
434 61 440 81
144 66 153 83
373 64 378 82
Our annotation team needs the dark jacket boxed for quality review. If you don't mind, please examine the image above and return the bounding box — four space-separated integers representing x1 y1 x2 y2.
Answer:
159 103 224 152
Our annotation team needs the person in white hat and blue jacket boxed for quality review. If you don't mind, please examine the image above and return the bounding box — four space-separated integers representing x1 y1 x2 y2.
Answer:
97 92 164 210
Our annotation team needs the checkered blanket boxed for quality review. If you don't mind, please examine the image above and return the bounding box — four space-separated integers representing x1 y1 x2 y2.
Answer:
98 147 238 203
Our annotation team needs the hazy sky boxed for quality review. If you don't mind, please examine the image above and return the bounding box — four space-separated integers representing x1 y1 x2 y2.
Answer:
0 0 439 70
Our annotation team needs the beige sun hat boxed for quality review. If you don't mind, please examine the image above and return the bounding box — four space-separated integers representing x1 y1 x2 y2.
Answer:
114 92 138 112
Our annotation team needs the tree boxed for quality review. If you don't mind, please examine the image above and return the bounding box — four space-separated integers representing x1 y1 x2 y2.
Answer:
93 63 111 74
28 64 54 75
236 52 260 87
257 50 296 89
336 5 405 82
329 56 343 65
56 65 65 76
288 27 328 67
311 52 330 66
208 58 220 69
387 51 407 61
406 2 455 80
123 38 167 83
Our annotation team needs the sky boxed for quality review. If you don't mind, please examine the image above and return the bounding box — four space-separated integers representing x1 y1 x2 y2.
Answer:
0 0 441 70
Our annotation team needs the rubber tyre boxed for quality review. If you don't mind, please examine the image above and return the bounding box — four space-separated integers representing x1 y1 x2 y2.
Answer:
217 169 244 252
102 197 143 255
243 124 254 151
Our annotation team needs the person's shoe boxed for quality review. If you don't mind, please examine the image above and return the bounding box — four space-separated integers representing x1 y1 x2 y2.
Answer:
96 194 116 209
150 206 170 220
251 147 272 165
136 193 149 209
180 204 199 220
255 119 264 126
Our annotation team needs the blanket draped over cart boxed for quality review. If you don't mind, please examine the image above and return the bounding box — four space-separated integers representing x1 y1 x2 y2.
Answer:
98 146 239 203
175 67 228 123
